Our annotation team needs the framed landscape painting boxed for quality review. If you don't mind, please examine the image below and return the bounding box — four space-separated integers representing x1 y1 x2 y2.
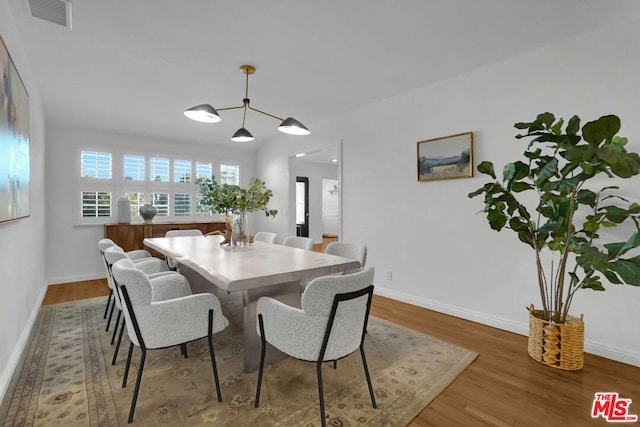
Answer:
0 35 30 223
417 131 473 181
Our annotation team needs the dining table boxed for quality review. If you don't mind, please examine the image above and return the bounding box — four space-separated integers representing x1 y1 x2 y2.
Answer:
143 235 361 372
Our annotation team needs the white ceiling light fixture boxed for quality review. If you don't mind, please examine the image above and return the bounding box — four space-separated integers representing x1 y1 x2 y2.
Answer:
184 65 310 143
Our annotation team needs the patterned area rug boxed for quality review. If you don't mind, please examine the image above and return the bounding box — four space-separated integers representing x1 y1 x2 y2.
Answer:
1 292 477 426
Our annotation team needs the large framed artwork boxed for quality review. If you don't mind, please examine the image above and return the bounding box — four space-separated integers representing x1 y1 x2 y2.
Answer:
417 131 473 181
0 34 30 223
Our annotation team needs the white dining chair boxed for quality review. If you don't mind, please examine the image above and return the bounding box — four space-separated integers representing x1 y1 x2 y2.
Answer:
326 242 367 274
255 267 377 427
98 238 154 321
164 229 204 269
165 229 204 238
101 244 171 333
164 229 221 294
254 231 278 244
282 235 314 251
112 258 229 423
104 246 178 365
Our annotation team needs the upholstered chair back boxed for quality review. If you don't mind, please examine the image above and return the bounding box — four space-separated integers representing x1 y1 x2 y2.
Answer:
165 229 204 237
303 267 375 359
325 242 367 272
254 232 278 244
258 266 374 362
282 236 314 251
98 238 116 253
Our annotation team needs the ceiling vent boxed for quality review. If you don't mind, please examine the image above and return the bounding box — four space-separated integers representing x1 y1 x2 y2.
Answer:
28 0 72 29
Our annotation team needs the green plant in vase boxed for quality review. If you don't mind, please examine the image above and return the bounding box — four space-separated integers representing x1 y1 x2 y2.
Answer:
197 176 277 246
468 112 640 369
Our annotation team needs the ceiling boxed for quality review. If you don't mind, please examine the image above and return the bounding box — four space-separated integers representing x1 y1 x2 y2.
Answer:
8 0 640 164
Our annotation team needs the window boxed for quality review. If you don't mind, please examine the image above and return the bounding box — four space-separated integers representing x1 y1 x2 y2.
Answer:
81 191 111 217
80 151 113 221
174 193 192 216
123 192 145 217
220 164 239 185
150 193 169 216
174 160 192 183
123 155 145 180
81 151 111 179
77 149 239 223
196 162 213 180
150 157 169 182
196 195 210 216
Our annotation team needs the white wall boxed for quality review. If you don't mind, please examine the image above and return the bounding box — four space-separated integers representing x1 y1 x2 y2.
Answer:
0 0 47 400
45 125 257 284
258 19 640 366
294 160 338 243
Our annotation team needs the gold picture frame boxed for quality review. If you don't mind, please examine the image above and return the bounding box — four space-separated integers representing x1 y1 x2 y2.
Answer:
417 131 473 181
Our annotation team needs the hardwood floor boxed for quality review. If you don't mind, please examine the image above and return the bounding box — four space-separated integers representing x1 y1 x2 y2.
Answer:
312 234 338 252
41 239 640 426
41 278 110 306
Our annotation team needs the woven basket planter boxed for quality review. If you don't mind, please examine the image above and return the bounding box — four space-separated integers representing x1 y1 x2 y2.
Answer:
527 306 584 371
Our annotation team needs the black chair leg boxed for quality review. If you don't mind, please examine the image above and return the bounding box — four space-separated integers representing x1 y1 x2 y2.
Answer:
103 290 113 319
128 348 146 423
112 319 126 365
360 346 377 408
333 360 337 369
105 300 116 332
254 314 267 408
111 310 121 345
122 342 134 388
180 343 188 358
207 310 222 402
316 361 327 427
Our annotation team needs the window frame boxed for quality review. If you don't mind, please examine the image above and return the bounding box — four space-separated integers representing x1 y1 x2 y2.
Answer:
76 146 240 225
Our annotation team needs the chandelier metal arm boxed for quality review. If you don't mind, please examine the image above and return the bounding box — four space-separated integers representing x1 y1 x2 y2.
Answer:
248 105 284 122
215 105 245 112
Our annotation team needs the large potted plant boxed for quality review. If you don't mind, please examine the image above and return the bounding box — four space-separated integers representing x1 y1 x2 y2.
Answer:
197 176 277 246
469 112 640 370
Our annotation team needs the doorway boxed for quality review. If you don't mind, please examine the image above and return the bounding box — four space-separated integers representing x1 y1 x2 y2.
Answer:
322 178 339 238
295 176 309 237
291 143 341 243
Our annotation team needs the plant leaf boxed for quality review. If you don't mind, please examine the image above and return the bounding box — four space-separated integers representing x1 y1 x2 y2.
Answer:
487 209 508 231
511 182 534 193
582 275 606 291
566 115 580 135
611 153 640 178
611 259 640 285
619 231 640 256
582 115 620 147
477 161 497 179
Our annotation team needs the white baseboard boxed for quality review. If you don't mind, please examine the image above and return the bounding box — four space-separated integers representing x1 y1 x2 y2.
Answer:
47 272 104 285
374 287 640 367
0 286 48 404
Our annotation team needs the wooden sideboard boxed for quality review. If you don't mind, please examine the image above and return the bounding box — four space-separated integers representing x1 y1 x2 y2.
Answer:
104 222 226 253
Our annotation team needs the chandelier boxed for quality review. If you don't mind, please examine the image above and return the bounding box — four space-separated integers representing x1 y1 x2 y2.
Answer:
184 65 310 142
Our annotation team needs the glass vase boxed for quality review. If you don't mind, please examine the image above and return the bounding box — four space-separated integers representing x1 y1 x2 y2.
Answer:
232 210 250 247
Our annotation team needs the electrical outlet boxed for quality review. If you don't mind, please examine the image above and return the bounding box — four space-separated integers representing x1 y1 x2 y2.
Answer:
386 270 392 281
